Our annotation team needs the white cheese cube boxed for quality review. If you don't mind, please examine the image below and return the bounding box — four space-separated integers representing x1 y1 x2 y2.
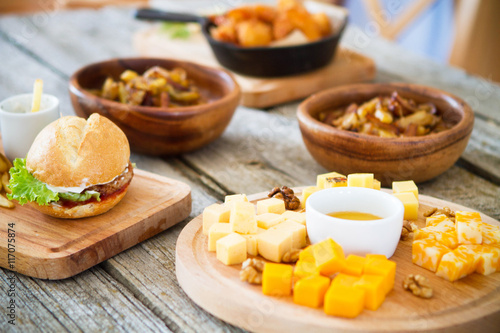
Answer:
257 228 292 262
229 201 257 234
208 223 232 251
270 220 306 249
281 211 306 225
216 233 247 265
202 203 231 235
256 213 284 229
256 198 286 215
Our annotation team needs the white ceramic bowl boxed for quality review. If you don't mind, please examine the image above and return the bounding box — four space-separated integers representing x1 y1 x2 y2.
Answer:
306 187 404 258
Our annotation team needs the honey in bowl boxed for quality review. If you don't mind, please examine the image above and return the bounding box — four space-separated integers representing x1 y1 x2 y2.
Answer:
327 211 382 221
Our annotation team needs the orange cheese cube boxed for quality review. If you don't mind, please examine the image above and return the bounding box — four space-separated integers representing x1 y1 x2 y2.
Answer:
294 259 319 279
301 186 320 208
393 192 419 220
435 245 479 281
293 275 330 308
425 214 455 229
324 283 365 318
341 254 366 276
412 238 451 272
317 171 346 189
256 213 284 229
482 223 500 245
202 203 231 235
299 245 315 262
456 211 482 245
312 238 346 276
262 263 293 296
364 258 396 294
331 273 360 287
464 245 500 275
354 275 386 311
366 254 387 260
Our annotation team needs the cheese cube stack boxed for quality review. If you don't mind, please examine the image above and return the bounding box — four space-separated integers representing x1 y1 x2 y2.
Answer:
412 209 500 281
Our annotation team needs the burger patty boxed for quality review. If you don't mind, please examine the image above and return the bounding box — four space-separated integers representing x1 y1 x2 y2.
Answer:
86 162 134 197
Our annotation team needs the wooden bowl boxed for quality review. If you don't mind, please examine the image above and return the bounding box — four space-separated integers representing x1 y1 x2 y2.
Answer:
297 83 474 185
69 58 240 155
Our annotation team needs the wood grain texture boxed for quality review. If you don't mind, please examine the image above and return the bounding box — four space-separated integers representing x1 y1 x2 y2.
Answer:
133 26 375 108
176 189 500 333
0 169 191 279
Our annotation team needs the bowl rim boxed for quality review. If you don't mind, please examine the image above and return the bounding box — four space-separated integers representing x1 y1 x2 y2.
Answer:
297 82 474 144
69 57 241 118
306 187 404 226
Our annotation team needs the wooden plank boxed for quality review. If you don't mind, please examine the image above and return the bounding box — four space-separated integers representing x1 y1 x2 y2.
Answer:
0 169 191 280
176 191 500 333
0 267 172 332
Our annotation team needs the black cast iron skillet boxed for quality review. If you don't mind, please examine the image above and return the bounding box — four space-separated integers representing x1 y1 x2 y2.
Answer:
135 8 347 78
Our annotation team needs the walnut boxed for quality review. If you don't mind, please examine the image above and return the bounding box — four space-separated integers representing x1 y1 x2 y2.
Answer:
403 274 433 298
400 220 417 241
268 186 301 210
424 206 455 222
423 207 437 217
240 258 265 285
282 249 301 263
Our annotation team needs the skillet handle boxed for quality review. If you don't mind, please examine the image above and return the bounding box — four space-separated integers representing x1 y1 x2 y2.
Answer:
135 8 203 24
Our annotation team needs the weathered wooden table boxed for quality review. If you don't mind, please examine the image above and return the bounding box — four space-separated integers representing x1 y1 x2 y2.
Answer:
0 6 499 333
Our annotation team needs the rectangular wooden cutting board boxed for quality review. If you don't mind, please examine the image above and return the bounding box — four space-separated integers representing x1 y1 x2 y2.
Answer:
0 169 191 280
133 26 376 108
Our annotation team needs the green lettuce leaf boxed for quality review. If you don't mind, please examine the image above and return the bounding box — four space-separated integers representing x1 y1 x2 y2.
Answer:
59 191 100 202
7 158 59 205
7 158 101 205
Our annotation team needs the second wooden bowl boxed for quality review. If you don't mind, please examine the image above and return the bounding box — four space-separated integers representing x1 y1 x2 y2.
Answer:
69 58 240 155
297 83 474 185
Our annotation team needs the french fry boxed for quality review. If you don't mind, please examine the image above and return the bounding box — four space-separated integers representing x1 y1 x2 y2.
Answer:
0 154 12 174
2 172 11 194
31 79 44 113
0 193 14 209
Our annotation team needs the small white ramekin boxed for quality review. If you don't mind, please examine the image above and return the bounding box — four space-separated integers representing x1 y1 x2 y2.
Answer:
306 187 404 258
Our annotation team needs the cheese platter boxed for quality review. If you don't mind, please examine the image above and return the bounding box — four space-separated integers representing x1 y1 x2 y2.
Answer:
176 187 500 332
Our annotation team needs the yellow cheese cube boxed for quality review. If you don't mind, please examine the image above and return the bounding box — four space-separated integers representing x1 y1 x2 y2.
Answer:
364 258 396 295
392 180 418 199
347 173 374 188
436 245 479 281
208 223 232 251
317 171 346 189
312 238 346 276
256 213 284 229
224 194 248 208
412 238 451 272
281 211 306 225
324 283 365 318
293 259 319 279
332 273 360 287
354 274 386 311
293 275 330 308
262 263 293 296
372 179 381 190
482 223 500 245
301 186 320 208
323 176 347 188
270 220 306 249
464 245 500 275
393 192 419 220
257 228 292 262
216 233 247 265
456 211 482 245
239 228 265 256
425 214 455 230
202 203 231 235
341 254 366 276
229 201 257 234
256 198 286 215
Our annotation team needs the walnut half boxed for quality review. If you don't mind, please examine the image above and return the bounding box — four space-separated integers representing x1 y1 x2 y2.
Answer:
240 258 265 285
403 274 433 298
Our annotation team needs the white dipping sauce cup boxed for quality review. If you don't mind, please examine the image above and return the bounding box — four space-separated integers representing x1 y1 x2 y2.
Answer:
0 93 60 161
306 187 404 258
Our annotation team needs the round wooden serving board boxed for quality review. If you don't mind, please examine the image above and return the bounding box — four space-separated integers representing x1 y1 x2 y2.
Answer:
176 189 500 333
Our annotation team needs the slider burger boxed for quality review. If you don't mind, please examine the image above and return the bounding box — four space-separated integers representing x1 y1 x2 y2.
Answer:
8 113 133 218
